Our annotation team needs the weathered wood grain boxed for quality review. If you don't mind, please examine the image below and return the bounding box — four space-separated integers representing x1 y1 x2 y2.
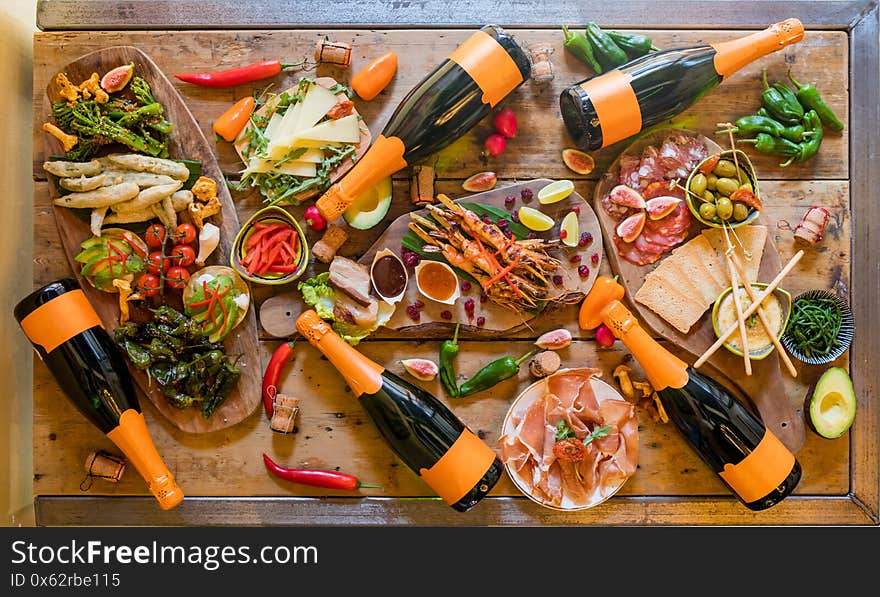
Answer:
33 29 849 181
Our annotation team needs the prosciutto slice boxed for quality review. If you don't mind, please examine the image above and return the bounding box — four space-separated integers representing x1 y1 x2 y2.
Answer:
499 368 639 509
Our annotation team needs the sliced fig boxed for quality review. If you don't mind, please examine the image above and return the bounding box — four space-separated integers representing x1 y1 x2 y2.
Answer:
562 148 595 175
101 63 134 93
645 196 682 220
462 171 497 192
535 328 573 350
400 358 439 381
608 184 646 210
616 212 646 243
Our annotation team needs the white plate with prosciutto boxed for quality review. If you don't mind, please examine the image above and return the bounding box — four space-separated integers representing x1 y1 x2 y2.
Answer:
498 368 639 510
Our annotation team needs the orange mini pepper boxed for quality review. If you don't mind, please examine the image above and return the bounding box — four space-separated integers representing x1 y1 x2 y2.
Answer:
213 96 255 142
351 51 398 101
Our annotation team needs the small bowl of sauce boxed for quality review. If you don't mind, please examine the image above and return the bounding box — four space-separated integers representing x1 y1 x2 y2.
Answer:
414 260 460 305
370 248 408 304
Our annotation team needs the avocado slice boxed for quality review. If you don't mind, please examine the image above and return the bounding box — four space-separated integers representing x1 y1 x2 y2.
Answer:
343 176 393 230
808 367 856 439
75 244 110 264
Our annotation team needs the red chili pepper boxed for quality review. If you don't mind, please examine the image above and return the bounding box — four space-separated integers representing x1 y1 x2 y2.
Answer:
174 59 305 88
262 453 380 491
262 340 296 418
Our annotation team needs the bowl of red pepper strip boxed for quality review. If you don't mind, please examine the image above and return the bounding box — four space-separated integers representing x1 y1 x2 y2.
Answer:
231 205 309 285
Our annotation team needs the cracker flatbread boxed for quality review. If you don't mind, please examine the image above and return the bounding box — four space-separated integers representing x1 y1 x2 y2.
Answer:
701 225 767 283
635 267 706 334
669 235 728 305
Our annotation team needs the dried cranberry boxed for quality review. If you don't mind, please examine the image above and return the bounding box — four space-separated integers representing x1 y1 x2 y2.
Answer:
440 310 453 320
479 294 488 304
510 211 520 224
460 281 472 292
481 215 492 225
520 188 533 202
476 316 486 327
406 305 421 322
552 275 564 286
570 205 581 215
527 232 537 240
570 254 582 264
577 232 593 248
401 247 421 267
502 228 513 238
591 253 600 265
559 229 568 240
504 194 516 207
464 298 475 312
414 299 425 309
578 265 589 278
497 218 509 228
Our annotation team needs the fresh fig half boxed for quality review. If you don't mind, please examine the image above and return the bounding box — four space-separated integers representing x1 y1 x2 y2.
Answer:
101 63 134 93
616 212 646 243
561 148 595 175
462 171 497 192
535 328 573 350
645 196 682 220
608 184 646 210
400 358 439 381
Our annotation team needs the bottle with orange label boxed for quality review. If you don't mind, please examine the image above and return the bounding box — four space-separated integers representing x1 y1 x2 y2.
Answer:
15 279 183 510
316 24 531 222
295 310 503 511
560 19 805 151
579 277 801 510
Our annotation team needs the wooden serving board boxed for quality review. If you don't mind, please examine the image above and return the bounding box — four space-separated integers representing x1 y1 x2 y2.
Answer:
593 129 805 453
359 179 603 335
40 46 262 434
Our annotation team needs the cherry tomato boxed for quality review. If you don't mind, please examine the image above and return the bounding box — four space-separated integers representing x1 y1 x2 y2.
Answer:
171 244 196 267
144 224 166 249
165 266 191 290
147 251 173 274
174 223 198 246
136 273 162 297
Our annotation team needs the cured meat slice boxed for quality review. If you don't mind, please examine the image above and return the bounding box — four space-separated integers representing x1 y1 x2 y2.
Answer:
618 153 641 189
636 145 663 190
614 234 664 266
644 202 691 238
634 232 669 255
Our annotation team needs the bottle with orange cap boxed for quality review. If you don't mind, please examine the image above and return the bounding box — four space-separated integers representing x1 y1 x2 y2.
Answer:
295 309 503 512
15 279 183 510
560 19 805 151
315 24 531 223
579 276 801 511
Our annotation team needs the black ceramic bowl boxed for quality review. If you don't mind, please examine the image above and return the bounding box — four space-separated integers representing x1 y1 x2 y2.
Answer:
781 290 854 365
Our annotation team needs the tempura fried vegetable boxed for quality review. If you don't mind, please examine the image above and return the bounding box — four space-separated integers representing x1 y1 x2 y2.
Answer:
112 181 182 213
43 159 102 178
53 181 139 209
100 170 177 188
60 173 106 192
108 154 190 180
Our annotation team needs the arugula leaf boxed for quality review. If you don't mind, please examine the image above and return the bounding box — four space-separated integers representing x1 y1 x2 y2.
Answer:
555 420 575 441
583 425 612 446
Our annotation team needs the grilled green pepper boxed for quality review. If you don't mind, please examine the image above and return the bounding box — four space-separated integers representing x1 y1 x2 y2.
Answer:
724 114 811 142
787 70 844 131
439 322 461 398
457 350 536 398
761 69 804 125
586 22 629 71
606 30 658 58
562 25 603 73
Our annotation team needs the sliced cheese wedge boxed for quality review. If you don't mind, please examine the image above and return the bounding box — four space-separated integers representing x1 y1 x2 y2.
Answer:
274 101 302 141
243 157 317 178
289 147 324 163
263 112 284 139
296 83 341 131
269 114 360 158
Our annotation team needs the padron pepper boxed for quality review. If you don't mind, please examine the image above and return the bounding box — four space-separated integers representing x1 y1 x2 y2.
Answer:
787 70 844 131
761 68 804 125
562 25 603 74
724 114 811 142
606 30 658 58
738 132 802 166
457 349 537 398
439 322 461 398
586 22 629 71
793 109 823 165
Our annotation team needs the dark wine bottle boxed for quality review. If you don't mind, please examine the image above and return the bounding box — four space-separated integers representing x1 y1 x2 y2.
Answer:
295 310 503 512
560 19 804 150
579 277 800 511
316 24 531 221
15 279 183 510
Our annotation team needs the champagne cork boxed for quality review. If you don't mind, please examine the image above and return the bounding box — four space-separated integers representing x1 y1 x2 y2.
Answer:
80 450 126 491
793 206 830 246
527 42 555 83
270 394 300 434
315 36 352 66
410 165 436 205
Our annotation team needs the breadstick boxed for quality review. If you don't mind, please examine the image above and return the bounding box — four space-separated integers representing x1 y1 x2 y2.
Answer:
695 250 803 368
726 256 752 375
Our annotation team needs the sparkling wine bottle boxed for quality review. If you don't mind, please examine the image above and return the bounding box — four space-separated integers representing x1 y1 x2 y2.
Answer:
316 24 531 221
560 19 804 150
295 310 503 512
15 279 183 510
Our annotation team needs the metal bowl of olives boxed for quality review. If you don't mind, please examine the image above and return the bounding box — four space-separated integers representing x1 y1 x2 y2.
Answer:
685 149 762 228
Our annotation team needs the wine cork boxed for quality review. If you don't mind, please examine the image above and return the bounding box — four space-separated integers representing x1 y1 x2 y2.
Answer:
527 42 555 83
410 165 436 204
270 394 300 434
315 36 352 66
80 450 126 491
794 206 830 246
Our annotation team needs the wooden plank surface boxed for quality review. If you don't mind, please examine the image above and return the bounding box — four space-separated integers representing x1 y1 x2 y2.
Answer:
28 17 873 525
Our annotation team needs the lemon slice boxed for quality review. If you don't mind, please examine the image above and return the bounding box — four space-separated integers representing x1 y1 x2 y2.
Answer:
560 211 579 247
518 206 554 231
537 179 575 204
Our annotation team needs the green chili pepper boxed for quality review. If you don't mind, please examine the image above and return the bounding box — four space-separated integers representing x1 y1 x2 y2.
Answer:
793 109 823 165
562 25 603 74
787 70 844 132
606 30 658 58
439 322 461 398
761 69 804 125
723 115 811 142
586 22 629 71
737 132 802 166
457 349 537 398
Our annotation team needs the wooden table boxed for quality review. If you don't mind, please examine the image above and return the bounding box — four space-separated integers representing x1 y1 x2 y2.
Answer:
31 1 879 526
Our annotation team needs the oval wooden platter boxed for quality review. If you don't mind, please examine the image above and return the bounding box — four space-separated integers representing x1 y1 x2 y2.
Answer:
593 128 805 453
40 46 262 434
359 179 603 335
